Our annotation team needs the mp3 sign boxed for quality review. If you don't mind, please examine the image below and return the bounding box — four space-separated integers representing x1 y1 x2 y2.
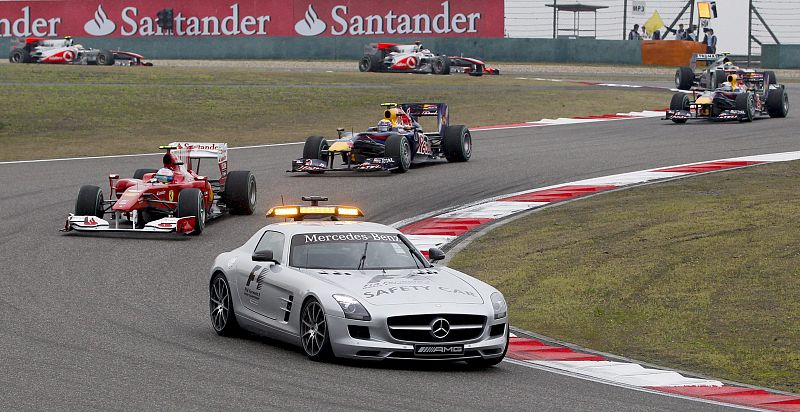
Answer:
0 1 503 38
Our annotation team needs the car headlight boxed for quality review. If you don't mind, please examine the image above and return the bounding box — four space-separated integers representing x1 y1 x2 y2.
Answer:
490 292 507 319
332 294 371 321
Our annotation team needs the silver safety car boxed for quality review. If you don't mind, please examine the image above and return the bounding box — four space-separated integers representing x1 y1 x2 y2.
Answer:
208 197 509 366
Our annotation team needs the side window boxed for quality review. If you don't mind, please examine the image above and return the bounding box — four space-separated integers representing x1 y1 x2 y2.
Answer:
254 231 285 264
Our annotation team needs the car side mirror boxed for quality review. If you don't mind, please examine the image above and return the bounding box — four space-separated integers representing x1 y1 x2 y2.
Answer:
428 247 445 262
252 250 277 263
196 176 207 181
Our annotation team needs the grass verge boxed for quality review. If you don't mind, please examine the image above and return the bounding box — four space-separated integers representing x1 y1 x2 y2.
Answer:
450 161 800 393
0 64 669 161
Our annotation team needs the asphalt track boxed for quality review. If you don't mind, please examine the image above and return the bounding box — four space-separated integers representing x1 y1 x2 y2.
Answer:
2 83 797 411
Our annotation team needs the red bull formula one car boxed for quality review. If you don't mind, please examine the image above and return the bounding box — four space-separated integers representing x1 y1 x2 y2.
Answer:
8 36 152 66
358 42 498 76
665 71 789 123
290 102 471 174
63 142 256 236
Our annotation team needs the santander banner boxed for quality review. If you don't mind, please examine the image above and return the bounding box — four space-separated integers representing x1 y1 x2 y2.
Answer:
0 1 503 38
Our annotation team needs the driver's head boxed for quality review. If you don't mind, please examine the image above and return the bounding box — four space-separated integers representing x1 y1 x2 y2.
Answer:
377 119 392 132
154 167 174 183
720 81 733 91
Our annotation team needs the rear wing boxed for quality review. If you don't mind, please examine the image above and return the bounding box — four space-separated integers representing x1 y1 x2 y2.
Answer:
689 53 729 69
168 142 228 182
400 103 449 136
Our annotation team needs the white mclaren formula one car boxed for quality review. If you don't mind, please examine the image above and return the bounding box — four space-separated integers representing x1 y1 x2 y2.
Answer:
209 197 509 365
8 36 152 66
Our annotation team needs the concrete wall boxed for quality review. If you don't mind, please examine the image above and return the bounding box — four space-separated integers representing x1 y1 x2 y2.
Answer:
761 45 800 69
2 36 641 65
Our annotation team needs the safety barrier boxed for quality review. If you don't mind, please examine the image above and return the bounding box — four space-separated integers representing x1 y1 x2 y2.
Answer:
761 44 800 69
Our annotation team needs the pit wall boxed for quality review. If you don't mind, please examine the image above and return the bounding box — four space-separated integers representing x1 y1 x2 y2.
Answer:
1 36 642 64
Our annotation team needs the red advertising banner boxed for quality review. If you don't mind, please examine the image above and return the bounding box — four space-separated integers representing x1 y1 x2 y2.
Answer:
0 1 503 38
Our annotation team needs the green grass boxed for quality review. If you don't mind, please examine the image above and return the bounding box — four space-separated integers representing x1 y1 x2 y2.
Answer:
450 161 800 393
0 64 669 161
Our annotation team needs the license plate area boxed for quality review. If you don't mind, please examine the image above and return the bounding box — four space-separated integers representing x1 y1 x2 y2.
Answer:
414 344 464 357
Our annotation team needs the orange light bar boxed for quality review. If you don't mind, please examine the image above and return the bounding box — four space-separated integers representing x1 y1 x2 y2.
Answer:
336 206 363 217
267 204 364 219
267 206 300 217
299 206 337 215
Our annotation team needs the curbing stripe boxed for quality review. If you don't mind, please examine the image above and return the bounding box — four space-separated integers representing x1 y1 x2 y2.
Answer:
396 151 800 410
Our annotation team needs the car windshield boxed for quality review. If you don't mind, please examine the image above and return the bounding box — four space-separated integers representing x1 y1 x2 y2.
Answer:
289 232 428 270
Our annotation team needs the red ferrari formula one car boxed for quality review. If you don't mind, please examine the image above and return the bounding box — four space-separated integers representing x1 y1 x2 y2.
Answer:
9 36 152 66
63 143 256 236
358 42 499 76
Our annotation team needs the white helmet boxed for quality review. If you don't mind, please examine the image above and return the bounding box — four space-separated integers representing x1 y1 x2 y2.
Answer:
154 167 174 183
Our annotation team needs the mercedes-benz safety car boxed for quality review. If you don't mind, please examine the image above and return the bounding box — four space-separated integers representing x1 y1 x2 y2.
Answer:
290 102 471 174
674 53 777 91
208 197 509 365
358 42 499 76
665 70 789 123
63 143 256 236
8 36 152 66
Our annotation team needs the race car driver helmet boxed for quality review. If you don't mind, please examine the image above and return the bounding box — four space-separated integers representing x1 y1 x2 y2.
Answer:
154 167 174 183
720 81 733 92
377 119 392 132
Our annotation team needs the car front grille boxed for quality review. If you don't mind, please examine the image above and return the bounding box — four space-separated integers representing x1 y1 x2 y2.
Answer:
387 314 486 343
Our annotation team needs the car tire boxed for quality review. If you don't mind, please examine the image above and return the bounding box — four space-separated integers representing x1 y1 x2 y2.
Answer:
432 56 451 75
75 185 105 217
465 328 509 368
735 92 755 122
468 63 484 77
766 70 777 85
675 66 694 90
225 170 256 215
9 48 31 64
210 273 240 337
767 85 789 118
669 93 690 124
176 188 205 235
97 50 115 66
385 134 411 173
133 168 158 180
358 54 380 72
443 125 472 162
300 298 333 361
302 135 329 174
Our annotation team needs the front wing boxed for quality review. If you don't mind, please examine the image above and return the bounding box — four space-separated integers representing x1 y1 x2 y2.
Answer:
289 157 398 173
664 109 747 122
62 214 197 234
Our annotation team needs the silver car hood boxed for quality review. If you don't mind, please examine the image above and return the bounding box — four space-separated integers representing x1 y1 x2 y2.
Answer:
298 267 484 306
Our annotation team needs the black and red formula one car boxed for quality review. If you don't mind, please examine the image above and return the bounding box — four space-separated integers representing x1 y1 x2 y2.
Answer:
358 42 499 76
63 143 256 236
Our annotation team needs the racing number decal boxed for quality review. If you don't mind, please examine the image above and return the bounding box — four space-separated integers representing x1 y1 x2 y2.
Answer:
168 190 174 202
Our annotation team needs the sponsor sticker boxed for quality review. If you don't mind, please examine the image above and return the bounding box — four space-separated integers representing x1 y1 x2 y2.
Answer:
414 344 464 356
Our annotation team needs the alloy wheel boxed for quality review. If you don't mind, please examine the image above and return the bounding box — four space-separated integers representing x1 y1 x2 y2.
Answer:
301 301 327 357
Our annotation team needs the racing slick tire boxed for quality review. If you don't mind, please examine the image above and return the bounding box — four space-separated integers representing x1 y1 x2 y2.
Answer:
9 48 31 64
675 67 694 90
468 64 484 77
466 328 509 368
432 56 451 75
97 50 115 66
385 134 412 173
210 273 241 337
443 125 472 162
133 168 158 180
358 54 381 72
735 92 756 122
300 298 333 361
75 185 105 218
669 93 690 124
767 85 789 118
766 70 778 85
225 170 257 215
176 188 205 235
302 135 329 174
